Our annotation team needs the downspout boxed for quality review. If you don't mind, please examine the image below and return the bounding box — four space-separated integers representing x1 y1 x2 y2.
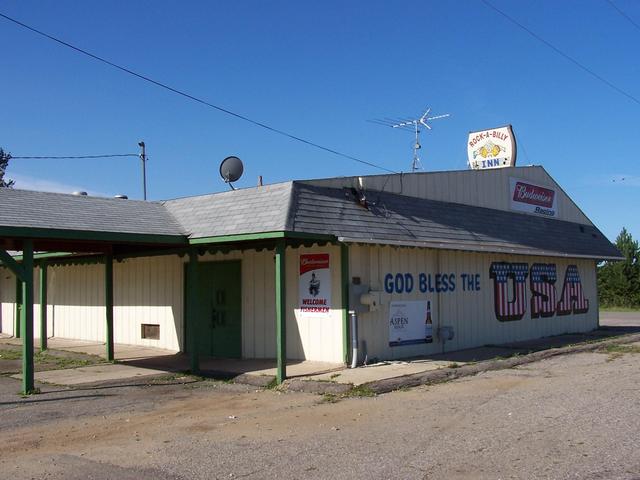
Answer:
595 259 600 329
340 243 350 365
349 310 358 369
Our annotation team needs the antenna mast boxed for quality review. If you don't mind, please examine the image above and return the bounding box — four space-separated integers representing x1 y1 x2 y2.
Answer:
138 141 147 200
370 107 450 171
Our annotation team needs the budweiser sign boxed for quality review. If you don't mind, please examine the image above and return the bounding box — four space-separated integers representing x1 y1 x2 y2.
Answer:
509 177 558 218
299 254 330 275
512 181 555 208
299 253 332 316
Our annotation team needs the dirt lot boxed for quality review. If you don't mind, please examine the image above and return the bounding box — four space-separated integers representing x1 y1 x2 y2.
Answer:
1 343 639 480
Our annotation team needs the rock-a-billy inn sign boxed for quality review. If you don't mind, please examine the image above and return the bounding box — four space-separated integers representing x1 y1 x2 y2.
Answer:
490 262 589 322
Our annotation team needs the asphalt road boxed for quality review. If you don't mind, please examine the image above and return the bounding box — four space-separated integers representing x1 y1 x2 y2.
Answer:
600 310 640 328
1 342 639 479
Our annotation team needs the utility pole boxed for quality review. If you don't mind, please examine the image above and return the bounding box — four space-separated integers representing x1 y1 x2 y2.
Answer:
138 141 147 200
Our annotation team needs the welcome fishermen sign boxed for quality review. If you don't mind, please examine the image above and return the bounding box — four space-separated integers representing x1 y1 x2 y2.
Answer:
299 253 332 317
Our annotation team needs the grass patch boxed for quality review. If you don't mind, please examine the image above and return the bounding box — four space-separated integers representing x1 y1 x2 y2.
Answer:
34 352 97 369
345 384 376 398
0 349 22 360
265 378 279 389
317 385 376 403
0 348 103 370
329 373 341 380
600 307 640 312
447 362 461 369
602 343 640 362
147 373 200 384
320 393 340 403
604 344 640 354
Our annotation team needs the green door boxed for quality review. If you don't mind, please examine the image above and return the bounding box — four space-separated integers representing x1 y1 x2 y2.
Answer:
191 261 242 358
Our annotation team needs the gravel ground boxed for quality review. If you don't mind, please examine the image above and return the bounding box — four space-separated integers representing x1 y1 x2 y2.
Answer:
1 347 639 480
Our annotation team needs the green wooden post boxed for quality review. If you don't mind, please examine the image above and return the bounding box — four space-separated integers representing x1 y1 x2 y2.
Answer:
340 243 350 365
39 262 48 351
186 248 200 373
105 253 114 362
21 240 35 394
15 276 22 338
275 240 286 384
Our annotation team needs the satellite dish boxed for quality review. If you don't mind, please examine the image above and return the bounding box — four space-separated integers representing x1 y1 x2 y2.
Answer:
219 156 244 189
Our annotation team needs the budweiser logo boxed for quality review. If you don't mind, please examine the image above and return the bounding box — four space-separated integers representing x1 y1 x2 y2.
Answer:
300 254 329 275
301 258 327 266
513 182 554 208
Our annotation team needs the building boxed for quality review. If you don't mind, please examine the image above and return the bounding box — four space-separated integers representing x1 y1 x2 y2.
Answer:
0 166 622 392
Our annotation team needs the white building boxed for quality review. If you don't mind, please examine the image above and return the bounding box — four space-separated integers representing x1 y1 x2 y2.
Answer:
0 166 621 389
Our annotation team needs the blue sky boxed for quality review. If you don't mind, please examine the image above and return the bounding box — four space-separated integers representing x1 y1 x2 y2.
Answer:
0 1 638 242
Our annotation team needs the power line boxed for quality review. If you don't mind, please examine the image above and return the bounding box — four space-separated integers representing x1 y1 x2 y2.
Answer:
0 12 396 174
481 0 640 107
605 0 640 33
12 153 138 159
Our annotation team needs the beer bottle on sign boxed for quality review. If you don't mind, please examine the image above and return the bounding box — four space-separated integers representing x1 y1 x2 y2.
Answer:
425 300 433 343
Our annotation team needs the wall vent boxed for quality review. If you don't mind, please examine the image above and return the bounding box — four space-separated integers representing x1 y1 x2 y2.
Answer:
141 324 160 340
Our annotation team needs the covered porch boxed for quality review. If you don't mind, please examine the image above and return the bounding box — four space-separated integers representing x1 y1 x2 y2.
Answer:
0 335 342 387
1 230 347 394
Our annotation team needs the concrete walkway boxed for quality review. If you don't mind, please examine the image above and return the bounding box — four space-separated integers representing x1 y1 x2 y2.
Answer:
3 311 640 390
1 336 342 387
299 320 640 388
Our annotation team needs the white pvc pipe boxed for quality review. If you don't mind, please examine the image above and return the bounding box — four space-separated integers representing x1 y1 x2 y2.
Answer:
349 311 358 369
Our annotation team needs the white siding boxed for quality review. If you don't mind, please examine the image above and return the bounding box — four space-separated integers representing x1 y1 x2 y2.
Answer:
287 244 344 363
19 257 186 351
48 263 106 343
304 166 591 225
2 248 346 362
113 256 183 351
197 246 344 363
0 266 43 338
5 243 599 364
0 267 16 335
348 244 598 360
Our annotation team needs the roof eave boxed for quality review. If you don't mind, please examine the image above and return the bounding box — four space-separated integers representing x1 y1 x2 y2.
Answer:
337 236 624 261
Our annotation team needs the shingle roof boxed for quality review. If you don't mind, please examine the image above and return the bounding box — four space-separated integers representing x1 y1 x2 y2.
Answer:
162 182 293 238
0 188 185 237
0 175 622 260
288 183 622 260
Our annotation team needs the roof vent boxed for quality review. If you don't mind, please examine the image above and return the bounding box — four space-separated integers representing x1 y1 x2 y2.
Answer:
72 191 88 196
114 194 128 200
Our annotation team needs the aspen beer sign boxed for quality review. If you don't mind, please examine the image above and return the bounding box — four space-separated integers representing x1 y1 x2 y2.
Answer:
509 177 558 217
299 253 331 316
468 125 516 170
388 300 433 347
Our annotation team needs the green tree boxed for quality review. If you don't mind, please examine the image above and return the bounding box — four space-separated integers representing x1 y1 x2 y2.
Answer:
0 148 15 188
598 228 640 308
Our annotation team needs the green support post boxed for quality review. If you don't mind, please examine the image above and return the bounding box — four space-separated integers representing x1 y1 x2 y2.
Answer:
104 253 114 362
186 248 200 373
39 262 48 351
275 240 287 384
21 240 35 394
340 243 350 365
15 276 22 338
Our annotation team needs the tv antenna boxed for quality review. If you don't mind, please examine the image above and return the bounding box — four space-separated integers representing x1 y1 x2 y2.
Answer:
370 107 450 171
